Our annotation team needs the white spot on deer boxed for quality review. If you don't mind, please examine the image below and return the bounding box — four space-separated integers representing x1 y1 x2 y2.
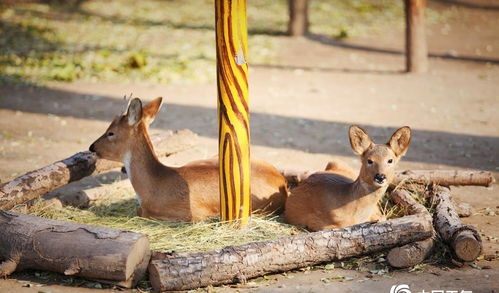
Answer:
124 151 142 205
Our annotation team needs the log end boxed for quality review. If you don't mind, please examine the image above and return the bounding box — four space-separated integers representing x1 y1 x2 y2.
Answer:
452 231 481 262
122 235 151 288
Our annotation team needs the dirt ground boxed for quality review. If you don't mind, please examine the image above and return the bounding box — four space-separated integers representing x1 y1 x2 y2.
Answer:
1 0 498 292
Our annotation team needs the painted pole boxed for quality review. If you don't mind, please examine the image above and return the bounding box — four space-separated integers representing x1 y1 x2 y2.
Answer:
405 0 428 73
215 0 251 226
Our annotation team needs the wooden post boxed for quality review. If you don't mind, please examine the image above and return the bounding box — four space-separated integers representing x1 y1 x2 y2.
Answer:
215 0 251 225
288 0 309 36
405 0 428 73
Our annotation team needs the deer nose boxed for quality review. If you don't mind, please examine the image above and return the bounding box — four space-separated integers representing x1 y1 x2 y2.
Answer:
89 143 95 152
374 173 386 184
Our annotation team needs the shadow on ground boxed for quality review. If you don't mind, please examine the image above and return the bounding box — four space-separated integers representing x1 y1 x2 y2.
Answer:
1 85 497 171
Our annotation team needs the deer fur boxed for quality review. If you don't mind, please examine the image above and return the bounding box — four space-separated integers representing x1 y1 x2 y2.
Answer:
89 97 288 222
284 125 411 231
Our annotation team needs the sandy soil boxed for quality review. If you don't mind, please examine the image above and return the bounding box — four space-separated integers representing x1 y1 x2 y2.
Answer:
0 0 498 292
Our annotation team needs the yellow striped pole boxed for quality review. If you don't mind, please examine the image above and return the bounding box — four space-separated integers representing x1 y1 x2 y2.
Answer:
215 0 251 226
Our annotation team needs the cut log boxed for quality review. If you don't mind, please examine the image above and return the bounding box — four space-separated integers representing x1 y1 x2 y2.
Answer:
387 189 435 268
45 179 133 208
288 0 308 36
432 186 482 262
280 169 494 188
0 129 198 210
388 237 434 268
404 0 428 73
0 210 151 288
148 198 433 291
393 170 494 187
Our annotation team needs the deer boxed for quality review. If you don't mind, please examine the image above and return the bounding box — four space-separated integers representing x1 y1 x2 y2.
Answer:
284 125 411 231
89 97 288 222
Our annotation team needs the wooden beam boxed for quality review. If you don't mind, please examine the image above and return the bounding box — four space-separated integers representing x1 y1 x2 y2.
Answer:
215 0 251 225
405 0 429 73
288 0 309 36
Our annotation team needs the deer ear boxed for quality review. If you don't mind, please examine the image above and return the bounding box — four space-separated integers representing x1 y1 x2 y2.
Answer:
388 126 411 157
349 125 373 155
142 97 163 125
127 98 142 126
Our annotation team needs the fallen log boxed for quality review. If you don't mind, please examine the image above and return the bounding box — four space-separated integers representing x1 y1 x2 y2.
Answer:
0 210 151 288
388 237 434 269
393 170 494 187
387 189 435 268
148 200 433 291
44 179 132 208
280 169 494 188
0 129 198 210
432 186 482 263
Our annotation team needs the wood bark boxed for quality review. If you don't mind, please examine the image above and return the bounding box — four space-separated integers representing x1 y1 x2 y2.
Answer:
393 170 494 187
405 0 428 73
148 200 433 291
432 186 482 262
288 0 309 36
387 189 435 268
0 129 198 210
0 210 151 288
388 237 434 268
280 169 494 188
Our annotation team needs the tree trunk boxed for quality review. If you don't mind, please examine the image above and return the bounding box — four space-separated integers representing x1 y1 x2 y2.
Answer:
288 0 309 36
280 169 494 188
387 189 435 268
0 130 198 210
405 0 428 73
0 210 151 288
393 170 494 187
148 199 433 291
432 186 482 262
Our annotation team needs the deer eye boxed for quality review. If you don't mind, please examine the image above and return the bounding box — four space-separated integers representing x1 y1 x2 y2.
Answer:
388 159 393 164
107 132 114 137
367 159 373 165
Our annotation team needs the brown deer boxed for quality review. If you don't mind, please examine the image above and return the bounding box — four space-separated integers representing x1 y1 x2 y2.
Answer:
284 126 411 231
89 97 288 222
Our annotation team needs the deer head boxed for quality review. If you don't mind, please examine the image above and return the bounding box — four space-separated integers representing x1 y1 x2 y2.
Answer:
89 97 163 162
349 125 411 188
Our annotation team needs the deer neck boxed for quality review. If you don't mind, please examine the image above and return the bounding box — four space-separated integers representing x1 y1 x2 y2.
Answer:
123 126 172 204
351 177 387 203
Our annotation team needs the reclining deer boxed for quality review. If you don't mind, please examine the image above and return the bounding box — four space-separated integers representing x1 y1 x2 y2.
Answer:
285 126 411 231
89 97 288 222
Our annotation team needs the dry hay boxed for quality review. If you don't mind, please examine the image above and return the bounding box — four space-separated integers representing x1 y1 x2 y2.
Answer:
13 184 304 252
12 178 452 271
